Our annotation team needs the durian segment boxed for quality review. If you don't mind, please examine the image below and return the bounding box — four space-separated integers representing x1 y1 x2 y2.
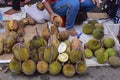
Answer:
58 42 67 53
58 53 69 62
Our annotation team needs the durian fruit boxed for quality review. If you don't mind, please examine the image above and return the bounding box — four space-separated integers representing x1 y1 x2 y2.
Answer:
88 20 98 26
0 37 4 54
44 45 58 63
38 47 45 60
13 43 30 61
5 36 16 48
8 20 19 31
108 56 120 67
105 48 117 57
58 31 69 41
48 35 60 49
22 18 29 25
71 38 82 51
41 27 50 41
36 2 45 11
76 61 87 75
64 40 71 54
103 38 115 48
63 63 75 77
17 37 24 43
58 52 69 63
85 39 101 51
51 25 59 36
96 51 108 64
49 61 62 75
95 23 104 30
92 29 104 39
53 16 63 27
8 31 17 39
37 60 48 74
28 17 36 25
82 23 95 34
22 59 36 75
3 44 11 53
17 22 25 37
70 49 82 64
30 52 39 63
94 48 105 57
9 59 21 74
84 49 93 59
29 36 47 50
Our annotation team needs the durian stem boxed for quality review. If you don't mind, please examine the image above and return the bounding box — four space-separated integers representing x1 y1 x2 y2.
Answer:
35 27 40 38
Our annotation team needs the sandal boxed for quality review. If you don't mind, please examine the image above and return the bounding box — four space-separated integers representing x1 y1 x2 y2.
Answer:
67 28 78 36
7 0 31 6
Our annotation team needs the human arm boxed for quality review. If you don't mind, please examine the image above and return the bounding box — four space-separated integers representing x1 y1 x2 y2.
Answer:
42 0 59 22
92 0 100 7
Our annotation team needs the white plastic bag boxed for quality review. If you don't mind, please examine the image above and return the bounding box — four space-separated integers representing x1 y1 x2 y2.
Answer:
24 3 50 23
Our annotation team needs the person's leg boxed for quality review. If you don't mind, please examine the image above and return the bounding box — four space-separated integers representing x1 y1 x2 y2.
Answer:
7 0 30 6
52 0 80 36
4 0 21 15
81 0 96 12
13 0 21 11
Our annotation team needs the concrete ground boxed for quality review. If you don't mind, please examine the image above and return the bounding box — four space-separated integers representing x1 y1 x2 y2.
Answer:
0 64 120 80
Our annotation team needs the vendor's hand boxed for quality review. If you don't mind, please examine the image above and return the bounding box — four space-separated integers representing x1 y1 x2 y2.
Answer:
92 0 100 8
50 13 59 23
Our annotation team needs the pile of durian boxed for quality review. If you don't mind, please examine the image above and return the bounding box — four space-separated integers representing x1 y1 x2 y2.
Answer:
82 20 120 67
9 18 87 77
0 17 36 54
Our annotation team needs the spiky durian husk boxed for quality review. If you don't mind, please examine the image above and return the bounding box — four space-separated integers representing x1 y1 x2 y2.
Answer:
22 60 36 75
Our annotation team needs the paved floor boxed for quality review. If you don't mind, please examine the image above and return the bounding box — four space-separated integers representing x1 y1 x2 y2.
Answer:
0 64 120 80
